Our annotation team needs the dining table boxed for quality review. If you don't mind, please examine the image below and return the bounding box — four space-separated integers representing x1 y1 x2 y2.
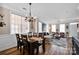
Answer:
28 37 43 42
44 35 53 39
27 36 46 54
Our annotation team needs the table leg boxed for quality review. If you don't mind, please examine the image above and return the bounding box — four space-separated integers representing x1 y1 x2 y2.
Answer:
42 38 45 53
36 47 39 54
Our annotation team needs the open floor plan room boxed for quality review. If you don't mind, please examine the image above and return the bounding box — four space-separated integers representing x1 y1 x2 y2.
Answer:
0 3 79 55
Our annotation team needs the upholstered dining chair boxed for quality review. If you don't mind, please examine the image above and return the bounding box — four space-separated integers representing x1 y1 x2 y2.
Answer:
21 34 29 54
28 34 42 55
16 34 23 52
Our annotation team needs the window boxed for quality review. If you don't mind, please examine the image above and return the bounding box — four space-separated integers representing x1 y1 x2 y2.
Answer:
52 25 56 32
21 17 29 34
70 22 77 25
59 24 65 32
10 14 29 34
46 24 49 32
38 22 42 32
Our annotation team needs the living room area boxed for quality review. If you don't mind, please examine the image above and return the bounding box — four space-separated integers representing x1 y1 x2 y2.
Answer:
0 3 79 55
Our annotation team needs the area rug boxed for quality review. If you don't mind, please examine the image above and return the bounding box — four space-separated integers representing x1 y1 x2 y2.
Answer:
50 38 67 48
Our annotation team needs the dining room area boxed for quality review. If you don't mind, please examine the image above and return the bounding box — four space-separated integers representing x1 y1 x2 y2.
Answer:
0 3 79 55
0 32 72 55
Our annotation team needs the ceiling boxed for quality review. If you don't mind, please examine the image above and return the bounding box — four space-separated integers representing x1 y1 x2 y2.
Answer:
0 3 79 24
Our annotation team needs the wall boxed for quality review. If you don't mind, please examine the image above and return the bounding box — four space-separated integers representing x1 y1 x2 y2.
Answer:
0 7 17 51
46 24 49 32
48 24 52 33
56 24 59 32
0 34 17 51
65 23 69 33
69 23 77 38
42 23 46 32
0 7 10 35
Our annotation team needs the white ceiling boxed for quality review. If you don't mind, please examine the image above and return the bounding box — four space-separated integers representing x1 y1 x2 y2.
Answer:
0 3 79 24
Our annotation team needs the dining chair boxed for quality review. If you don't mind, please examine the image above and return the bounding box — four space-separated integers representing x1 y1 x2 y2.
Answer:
21 34 29 54
28 35 42 55
28 41 42 55
21 34 40 55
16 34 23 52
39 33 45 53
33 33 37 37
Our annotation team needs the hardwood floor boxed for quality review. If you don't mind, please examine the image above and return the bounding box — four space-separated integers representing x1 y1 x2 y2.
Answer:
0 38 72 55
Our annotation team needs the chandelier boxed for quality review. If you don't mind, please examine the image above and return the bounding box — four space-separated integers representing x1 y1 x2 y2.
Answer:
25 3 36 22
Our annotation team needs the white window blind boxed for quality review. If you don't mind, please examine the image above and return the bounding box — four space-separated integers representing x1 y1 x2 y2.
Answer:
52 25 56 32
59 24 65 32
10 14 29 34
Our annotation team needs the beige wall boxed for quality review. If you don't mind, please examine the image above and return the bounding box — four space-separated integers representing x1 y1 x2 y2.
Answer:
48 24 52 33
0 34 17 51
0 7 10 35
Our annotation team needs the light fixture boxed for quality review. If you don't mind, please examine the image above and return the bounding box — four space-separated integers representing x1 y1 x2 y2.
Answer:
25 3 36 22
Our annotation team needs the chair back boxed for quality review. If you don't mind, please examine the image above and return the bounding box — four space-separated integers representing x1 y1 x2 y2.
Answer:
38 33 44 39
16 34 20 41
33 33 37 37
21 34 28 41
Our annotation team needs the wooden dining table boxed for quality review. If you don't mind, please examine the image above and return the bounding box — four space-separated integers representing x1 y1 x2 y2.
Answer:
44 35 53 39
28 37 43 42
27 36 46 54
